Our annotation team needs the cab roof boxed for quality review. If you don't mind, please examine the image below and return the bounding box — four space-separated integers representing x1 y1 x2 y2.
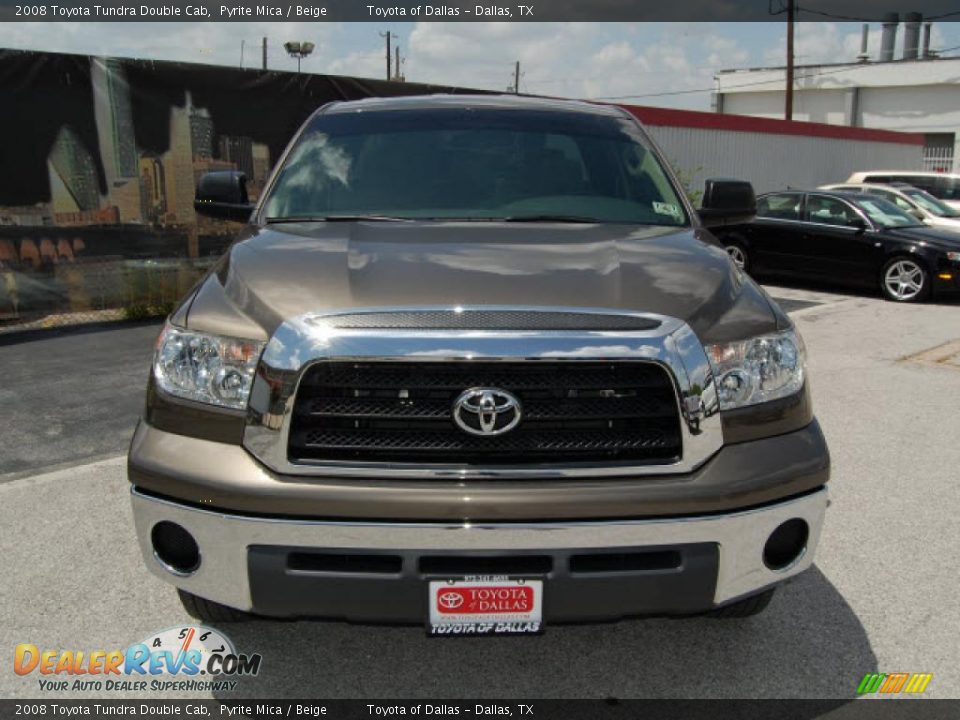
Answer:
321 94 626 118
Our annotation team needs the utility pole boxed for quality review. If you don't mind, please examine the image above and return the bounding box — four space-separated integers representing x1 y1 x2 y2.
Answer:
395 46 400 80
240 39 245 68
785 0 794 120
514 61 520 94
379 31 392 81
262 37 267 70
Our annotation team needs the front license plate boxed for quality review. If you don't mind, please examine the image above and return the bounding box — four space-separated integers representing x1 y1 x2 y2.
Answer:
427 576 543 636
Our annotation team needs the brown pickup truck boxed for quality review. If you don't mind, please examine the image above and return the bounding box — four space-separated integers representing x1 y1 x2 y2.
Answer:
129 95 829 634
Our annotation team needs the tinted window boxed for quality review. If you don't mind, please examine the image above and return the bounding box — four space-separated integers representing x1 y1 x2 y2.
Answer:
874 175 960 201
262 108 688 225
756 193 802 220
805 195 859 226
893 175 936 193
932 176 960 201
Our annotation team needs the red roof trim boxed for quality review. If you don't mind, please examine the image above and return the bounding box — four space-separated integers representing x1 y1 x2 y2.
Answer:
614 103 925 147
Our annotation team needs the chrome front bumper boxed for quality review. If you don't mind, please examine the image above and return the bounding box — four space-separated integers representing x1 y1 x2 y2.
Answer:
131 486 828 617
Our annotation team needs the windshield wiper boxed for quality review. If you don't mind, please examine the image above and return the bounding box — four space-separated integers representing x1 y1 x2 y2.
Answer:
264 214 411 224
499 214 603 223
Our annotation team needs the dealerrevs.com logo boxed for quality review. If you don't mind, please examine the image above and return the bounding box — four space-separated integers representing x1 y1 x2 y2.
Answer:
14 626 261 693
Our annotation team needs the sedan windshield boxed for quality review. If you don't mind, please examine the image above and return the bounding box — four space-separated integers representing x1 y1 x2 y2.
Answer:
901 188 960 218
261 107 689 226
850 196 925 229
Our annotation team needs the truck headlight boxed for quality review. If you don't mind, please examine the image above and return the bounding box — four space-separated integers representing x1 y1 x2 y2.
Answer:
153 323 264 410
705 329 805 410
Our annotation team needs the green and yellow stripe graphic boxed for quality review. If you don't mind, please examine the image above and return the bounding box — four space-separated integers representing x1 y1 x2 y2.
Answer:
857 672 933 694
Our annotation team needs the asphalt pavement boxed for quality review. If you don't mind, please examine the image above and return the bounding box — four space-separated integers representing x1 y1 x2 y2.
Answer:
2 287 959 700
0 321 162 478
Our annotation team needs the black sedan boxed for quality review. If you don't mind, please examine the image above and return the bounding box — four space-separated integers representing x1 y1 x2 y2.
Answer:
715 189 960 302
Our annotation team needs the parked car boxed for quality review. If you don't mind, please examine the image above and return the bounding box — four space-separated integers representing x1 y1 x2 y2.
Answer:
716 189 960 302
820 182 960 233
846 171 960 211
129 95 830 630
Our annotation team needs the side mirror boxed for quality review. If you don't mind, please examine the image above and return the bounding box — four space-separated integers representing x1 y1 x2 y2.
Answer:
194 171 254 222
848 217 868 232
698 178 756 228
908 208 924 221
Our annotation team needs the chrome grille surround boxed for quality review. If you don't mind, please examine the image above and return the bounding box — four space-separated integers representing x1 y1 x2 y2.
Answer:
243 306 723 478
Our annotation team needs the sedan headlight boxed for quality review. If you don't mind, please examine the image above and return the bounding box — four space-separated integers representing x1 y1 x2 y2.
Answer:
705 329 805 410
153 323 264 410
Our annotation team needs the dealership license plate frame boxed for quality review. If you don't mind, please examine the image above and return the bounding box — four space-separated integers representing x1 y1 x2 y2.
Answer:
427 576 544 637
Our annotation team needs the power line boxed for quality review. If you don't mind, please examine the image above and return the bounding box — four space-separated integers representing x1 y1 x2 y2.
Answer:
771 3 960 22
798 7 960 22
590 61 903 101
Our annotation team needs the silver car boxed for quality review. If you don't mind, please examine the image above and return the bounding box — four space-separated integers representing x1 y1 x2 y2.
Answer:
844 171 960 212
821 182 960 234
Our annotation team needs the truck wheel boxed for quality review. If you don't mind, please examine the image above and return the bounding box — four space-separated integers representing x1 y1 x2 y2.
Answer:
178 589 252 623
707 588 775 619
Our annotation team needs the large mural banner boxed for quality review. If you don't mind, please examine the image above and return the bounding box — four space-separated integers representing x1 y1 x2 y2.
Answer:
0 49 473 331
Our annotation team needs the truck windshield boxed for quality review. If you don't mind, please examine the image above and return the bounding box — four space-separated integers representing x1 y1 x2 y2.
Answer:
261 107 689 226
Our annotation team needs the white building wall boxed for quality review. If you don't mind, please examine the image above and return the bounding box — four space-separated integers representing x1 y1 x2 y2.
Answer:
646 125 923 196
723 91 850 124
721 91 783 119
715 58 960 168
858 85 960 134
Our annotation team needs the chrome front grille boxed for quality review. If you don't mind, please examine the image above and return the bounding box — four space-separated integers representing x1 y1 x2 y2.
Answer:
242 307 723 478
287 361 682 465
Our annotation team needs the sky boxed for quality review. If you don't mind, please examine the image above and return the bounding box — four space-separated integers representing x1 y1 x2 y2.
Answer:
1 21 958 110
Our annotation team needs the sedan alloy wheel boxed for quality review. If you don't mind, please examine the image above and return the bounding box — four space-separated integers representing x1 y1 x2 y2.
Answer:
882 258 928 302
725 244 748 271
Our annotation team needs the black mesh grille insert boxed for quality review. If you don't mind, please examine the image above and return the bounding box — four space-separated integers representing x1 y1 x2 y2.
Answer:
569 550 682 574
287 552 403 574
288 361 682 466
318 310 661 331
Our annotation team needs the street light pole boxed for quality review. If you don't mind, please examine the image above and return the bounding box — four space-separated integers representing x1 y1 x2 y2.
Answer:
785 0 795 120
283 41 316 74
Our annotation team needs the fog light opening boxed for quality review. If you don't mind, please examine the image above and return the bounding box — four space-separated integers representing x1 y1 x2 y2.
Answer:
763 518 809 571
151 521 200 576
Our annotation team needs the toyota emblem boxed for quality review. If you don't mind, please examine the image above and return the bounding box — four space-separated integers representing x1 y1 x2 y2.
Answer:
438 591 464 610
452 387 522 436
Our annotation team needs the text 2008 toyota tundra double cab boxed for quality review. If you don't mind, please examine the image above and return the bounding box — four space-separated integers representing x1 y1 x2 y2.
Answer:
128 95 829 633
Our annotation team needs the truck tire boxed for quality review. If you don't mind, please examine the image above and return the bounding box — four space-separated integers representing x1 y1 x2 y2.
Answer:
707 588 775 619
178 590 252 623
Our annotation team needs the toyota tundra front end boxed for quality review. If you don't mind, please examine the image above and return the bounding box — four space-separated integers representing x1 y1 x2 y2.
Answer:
128 95 829 631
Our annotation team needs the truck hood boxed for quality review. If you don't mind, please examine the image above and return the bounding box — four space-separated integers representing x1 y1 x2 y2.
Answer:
184 221 785 345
